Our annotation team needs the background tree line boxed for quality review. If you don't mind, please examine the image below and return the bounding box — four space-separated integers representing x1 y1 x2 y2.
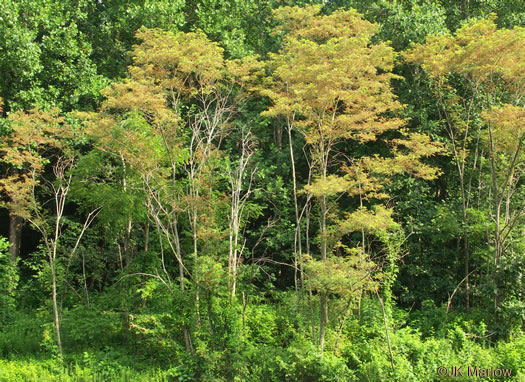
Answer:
0 0 523 380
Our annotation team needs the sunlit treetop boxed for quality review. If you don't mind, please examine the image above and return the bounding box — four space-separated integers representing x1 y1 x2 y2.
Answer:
129 27 262 99
263 6 404 146
81 27 262 175
0 108 75 217
273 5 378 43
132 27 225 92
405 17 525 93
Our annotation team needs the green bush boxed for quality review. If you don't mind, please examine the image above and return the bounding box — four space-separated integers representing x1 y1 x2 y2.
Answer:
61 304 123 350
0 311 42 356
0 236 18 323
350 324 523 381
0 357 190 382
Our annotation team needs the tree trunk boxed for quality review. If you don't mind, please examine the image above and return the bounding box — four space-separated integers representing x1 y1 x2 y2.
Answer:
124 217 132 266
319 194 328 351
8 213 22 262
309 287 316 344
172 210 193 353
377 291 395 373
288 124 303 299
464 237 470 313
179 260 193 353
50 257 62 357
319 292 327 352
274 124 283 152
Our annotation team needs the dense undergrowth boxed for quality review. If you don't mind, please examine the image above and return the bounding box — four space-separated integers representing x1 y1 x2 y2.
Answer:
1 1 524 381
1 294 523 381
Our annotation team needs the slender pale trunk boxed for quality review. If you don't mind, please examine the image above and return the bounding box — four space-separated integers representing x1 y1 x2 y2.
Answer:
164 160 193 353
50 266 62 356
319 193 328 352
319 148 328 352
174 212 193 353
189 167 199 261
320 197 328 262
488 124 502 313
179 260 192 352
464 237 470 313
274 124 283 151
189 181 201 328
50 256 62 357
305 203 311 255
229 227 234 291
358 182 365 253
377 291 395 373
229 201 237 300
228 167 238 300
319 292 327 352
309 286 316 344
124 218 132 266
287 122 303 298
52 194 63 358
231 216 240 302
228 132 253 302
121 154 133 266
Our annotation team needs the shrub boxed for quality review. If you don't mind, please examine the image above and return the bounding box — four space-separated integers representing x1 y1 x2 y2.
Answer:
0 236 17 323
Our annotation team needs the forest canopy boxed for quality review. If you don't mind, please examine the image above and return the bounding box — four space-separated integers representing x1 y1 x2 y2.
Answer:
0 1 523 381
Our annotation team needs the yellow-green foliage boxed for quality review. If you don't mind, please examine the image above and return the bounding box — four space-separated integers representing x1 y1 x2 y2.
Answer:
405 17 525 86
0 359 174 382
304 252 378 297
0 108 74 218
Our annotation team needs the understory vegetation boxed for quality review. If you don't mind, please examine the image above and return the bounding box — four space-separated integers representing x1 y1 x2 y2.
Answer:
0 0 523 380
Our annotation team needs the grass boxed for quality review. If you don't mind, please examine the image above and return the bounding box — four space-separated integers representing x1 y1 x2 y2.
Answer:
0 358 180 382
